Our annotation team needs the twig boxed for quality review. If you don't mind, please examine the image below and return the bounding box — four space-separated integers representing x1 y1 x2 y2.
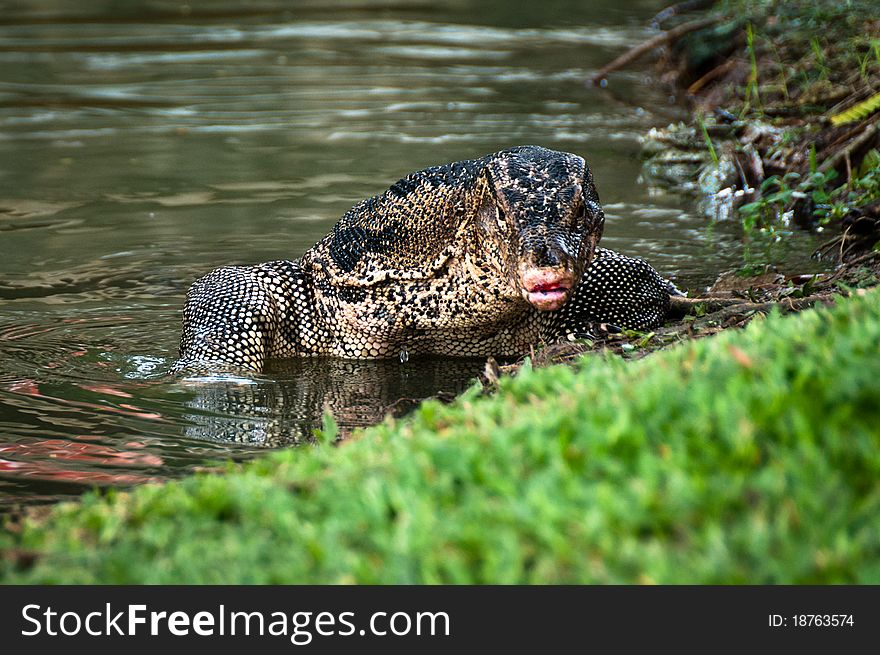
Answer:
814 250 880 285
693 294 828 324
824 120 874 151
814 234 843 258
846 150 853 189
687 58 738 95
819 121 880 173
667 295 754 317
839 224 852 262
841 237 866 262
651 0 717 29
840 250 880 269
591 15 726 86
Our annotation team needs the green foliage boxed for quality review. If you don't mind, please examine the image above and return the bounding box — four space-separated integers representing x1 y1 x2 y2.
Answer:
848 148 880 201
810 148 880 225
313 409 339 444
742 22 762 116
739 171 805 234
830 91 880 126
854 40 880 83
810 37 830 80
3 290 880 584
737 168 837 243
739 147 880 235
698 114 719 166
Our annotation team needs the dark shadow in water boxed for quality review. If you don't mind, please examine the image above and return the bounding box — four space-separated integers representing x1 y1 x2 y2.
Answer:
178 356 486 446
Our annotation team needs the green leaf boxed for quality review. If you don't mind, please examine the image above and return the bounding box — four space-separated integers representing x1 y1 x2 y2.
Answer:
830 91 880 126
313 409 338 443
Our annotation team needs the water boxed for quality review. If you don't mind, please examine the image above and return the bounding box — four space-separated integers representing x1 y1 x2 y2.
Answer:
0 0 823 510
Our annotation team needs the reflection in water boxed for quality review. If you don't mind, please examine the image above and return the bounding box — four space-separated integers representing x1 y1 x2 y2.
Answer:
181 358 485 446
0 438 164 484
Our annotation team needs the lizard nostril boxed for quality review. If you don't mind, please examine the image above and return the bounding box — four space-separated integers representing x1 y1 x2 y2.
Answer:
526 243 563 268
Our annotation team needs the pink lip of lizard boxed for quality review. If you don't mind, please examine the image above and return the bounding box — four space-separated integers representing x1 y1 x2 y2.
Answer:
520 268 574 311
524 288 569 310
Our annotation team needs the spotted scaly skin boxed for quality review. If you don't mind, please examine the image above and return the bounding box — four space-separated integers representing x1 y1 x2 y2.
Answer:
173 146 673 373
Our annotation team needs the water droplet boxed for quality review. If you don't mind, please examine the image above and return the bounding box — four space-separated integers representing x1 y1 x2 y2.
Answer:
399 348 409 363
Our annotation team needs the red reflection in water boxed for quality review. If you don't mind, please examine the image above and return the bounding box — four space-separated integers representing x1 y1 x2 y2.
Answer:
0 457 161 486
0 437 165 487
0 323 59 341
5 379 165 421
7 379 40 396
0 438 164 468
77 383 133 398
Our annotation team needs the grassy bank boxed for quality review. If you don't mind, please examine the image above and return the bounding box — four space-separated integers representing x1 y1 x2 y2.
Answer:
2 287 879 584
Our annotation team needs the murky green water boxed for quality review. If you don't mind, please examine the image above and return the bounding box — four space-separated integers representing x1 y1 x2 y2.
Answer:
0 0 823 509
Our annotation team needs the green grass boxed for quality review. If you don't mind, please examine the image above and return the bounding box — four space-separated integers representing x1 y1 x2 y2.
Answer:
3 289 880 584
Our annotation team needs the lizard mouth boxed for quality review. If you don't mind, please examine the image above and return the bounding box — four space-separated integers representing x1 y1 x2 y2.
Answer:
524 285 571 310
519 268 575 311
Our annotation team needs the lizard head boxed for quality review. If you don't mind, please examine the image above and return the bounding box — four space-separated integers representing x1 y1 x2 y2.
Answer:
481 146 605 311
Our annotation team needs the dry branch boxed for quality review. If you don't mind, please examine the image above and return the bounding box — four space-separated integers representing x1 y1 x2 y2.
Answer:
819 121 880 173
651 0 716 28
591 16 725 86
